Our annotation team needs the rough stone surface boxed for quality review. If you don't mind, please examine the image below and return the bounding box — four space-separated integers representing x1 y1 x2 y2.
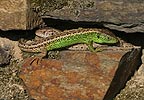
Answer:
115 49 144 100
0 32 31 99
0 57 30 99
0 0 44 31
33 0 144 33
106 48 142 100
0 47 11 66
0 37 23 61
19 48 141 100
115 66 144 100
1 0 143 32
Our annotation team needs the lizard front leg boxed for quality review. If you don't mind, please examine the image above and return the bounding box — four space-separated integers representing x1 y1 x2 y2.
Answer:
87 41 103 52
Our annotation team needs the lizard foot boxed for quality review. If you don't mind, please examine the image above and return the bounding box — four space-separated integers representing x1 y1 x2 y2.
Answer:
94 47 104 52
47 51 60 59
29 57 42 66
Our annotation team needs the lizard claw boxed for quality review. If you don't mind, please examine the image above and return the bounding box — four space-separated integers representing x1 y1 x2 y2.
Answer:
29 57 42 66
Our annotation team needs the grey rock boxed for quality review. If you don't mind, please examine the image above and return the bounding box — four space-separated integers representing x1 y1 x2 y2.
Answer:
104 47 142 99
0 0 143 33
104 23 144 33
115 65 144 100
0 46 11 66
36 0 144 33
141 49 144 63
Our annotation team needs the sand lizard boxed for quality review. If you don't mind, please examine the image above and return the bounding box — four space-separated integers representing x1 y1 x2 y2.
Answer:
35 27 105 51
18 28 118 54
35 27 137 51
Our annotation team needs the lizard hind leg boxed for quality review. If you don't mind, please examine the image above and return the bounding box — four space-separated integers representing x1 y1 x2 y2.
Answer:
29 49 47 65
47 50 60 59
30 50 60 66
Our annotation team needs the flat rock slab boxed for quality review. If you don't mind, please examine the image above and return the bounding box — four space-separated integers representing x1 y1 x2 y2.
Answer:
20 49 141 100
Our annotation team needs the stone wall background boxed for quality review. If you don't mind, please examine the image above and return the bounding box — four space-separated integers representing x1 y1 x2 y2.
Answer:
0 0 43 31
0 0 144 33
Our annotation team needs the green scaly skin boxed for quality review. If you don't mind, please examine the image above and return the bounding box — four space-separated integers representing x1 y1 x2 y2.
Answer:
46 32 118 52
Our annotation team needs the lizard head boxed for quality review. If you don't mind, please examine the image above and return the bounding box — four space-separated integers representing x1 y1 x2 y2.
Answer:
95 33 119 44
92 29 119 44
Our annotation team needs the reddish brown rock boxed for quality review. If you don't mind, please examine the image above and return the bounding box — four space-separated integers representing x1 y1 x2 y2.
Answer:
19 49 141 100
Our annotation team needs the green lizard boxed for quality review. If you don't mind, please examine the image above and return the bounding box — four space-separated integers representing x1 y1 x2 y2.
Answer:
19 28 118 55
35 27 104 51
